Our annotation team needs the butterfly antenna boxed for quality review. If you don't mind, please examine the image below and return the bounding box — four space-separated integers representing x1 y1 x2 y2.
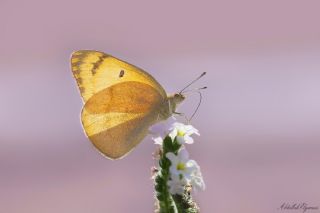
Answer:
188 87 207 122
182 86 207 94
179 72 206 94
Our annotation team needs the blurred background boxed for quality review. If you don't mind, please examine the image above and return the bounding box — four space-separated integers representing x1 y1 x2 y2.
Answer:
1 0 320 212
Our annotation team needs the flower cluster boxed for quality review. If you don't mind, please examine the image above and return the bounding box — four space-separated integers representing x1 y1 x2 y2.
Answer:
151 121 205 212
166 149 205 194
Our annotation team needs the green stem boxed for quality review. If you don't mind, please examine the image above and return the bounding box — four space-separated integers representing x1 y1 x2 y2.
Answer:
154 136 199 213
155 136 179 213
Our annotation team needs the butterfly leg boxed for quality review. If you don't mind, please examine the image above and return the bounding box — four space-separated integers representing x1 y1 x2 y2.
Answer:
173 112 190 124
173 111 184 116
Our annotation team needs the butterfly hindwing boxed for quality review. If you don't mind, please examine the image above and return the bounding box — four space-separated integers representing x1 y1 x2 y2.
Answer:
81 81 164 159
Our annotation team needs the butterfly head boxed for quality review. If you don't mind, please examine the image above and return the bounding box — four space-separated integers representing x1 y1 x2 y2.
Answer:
173 93 185 104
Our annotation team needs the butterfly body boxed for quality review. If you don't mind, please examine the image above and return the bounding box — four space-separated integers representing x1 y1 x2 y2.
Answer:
71 50 184 159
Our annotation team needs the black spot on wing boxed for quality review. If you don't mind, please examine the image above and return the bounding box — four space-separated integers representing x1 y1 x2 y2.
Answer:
119 70 125 78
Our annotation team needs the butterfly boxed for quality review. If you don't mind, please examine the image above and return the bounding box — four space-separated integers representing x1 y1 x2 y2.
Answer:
71 50 186 159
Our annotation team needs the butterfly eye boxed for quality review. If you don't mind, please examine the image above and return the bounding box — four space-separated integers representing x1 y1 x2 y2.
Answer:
119 70 125 78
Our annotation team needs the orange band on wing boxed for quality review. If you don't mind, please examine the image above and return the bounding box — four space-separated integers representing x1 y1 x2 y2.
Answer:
84 81 163 114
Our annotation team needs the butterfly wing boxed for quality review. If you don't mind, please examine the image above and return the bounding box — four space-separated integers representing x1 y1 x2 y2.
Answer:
71 50 167 159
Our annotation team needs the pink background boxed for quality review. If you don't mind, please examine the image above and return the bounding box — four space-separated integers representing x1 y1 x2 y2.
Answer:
1 0 320 212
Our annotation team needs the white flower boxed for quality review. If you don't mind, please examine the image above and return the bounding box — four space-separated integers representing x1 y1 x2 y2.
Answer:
189 161 205 192
149 117 176 145
166 149 198 181
150 121 200 145
166 149 205 194
150 120 205 195
153 137 163 145
169 122 199 144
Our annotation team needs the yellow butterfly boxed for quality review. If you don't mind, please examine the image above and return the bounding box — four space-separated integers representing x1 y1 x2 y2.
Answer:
71 50 186 159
